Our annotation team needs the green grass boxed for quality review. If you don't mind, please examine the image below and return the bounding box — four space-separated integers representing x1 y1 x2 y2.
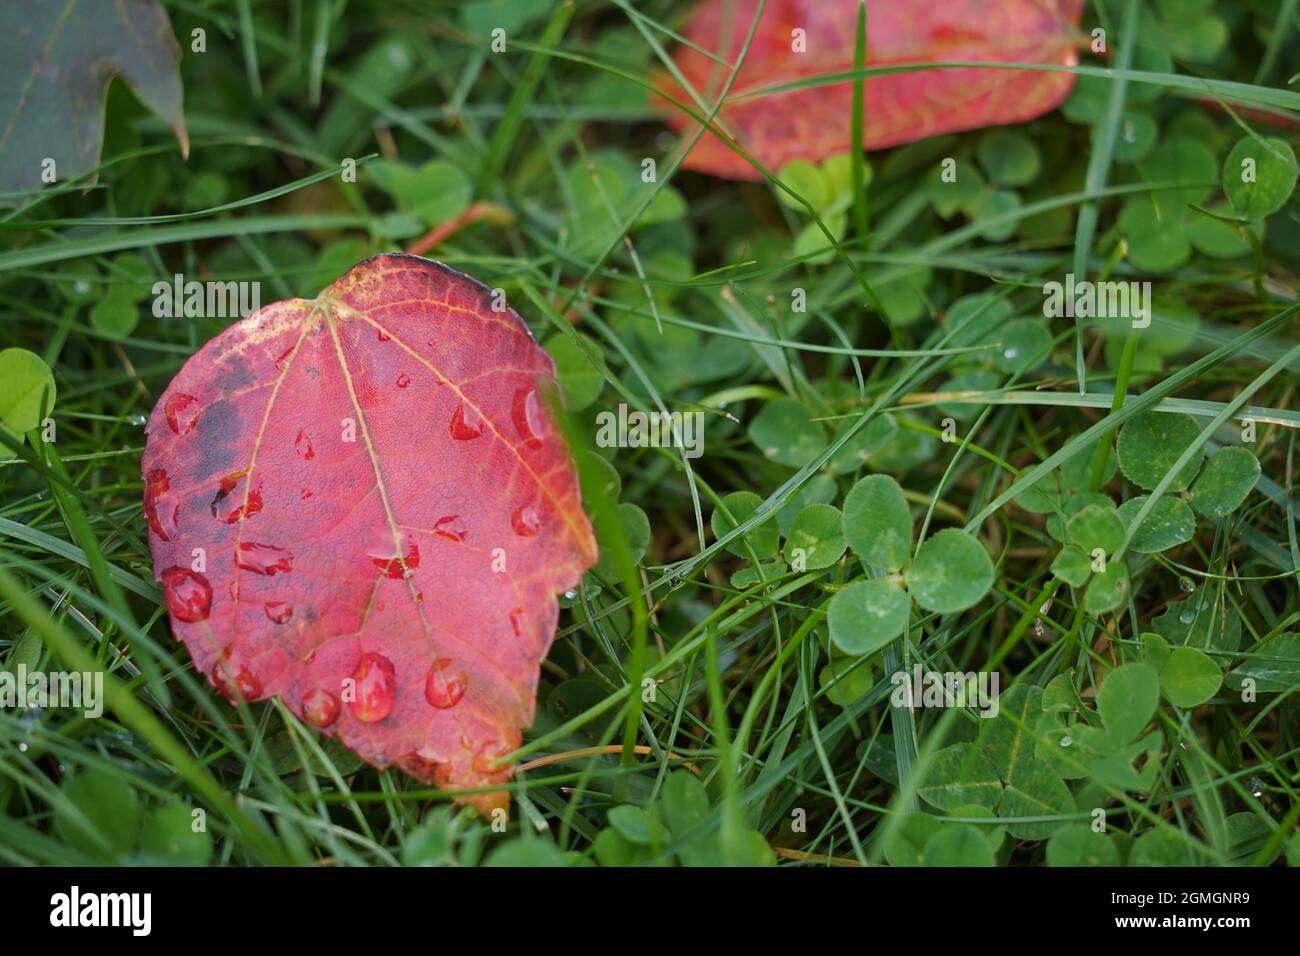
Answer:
0 0 1298 867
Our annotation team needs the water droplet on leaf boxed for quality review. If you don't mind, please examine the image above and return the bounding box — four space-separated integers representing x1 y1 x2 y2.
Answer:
164 393 202 435
144 468 178 541
302 687 340 728
425 659 468 709
214 646 262 702
161 566 212 622
236 542 294 575
211 469 263 523
433 515 468 542
371 537 419 578
512 387 543 448
472 741 513 775
450 400 483 440
351 652 396 722
264 601 293 624
512 505 541 537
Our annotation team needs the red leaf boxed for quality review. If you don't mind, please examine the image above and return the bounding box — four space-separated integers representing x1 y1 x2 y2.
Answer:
142 255 597 815
656 0 1085 180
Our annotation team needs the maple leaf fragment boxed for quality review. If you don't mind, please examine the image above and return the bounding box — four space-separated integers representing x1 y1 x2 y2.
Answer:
655 0 1085 180
0 0 188 196
142 254 596 815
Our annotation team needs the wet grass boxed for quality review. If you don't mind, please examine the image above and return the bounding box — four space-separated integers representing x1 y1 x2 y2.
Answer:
0 0 1297 866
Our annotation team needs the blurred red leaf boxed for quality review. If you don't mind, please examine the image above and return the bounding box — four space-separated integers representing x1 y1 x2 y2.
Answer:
143 254 596 815
656 0 1086 180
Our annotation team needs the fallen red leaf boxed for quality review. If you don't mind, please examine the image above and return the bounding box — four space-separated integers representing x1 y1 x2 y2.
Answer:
142 254 597 815
656 0 1085 180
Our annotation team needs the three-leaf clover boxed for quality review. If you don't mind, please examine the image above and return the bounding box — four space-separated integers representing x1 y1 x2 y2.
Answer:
1060 664 1164 793
1117 410 1261 520
831 475 994 655
1049 500 1131 613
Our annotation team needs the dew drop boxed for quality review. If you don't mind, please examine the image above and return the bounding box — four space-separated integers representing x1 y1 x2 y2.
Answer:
512 505 541 537
264 601 293 624
371 537 420 578
450 400 483 440
213 646 262 702
211 469 263 523
127 413 147 427
1179 609 1195 625
236 670 261 699
295 430 315 460
396 373 411 389
1178 576 1195 593
302 687 340 728
433 515 468 542
164 392 203 435
351 652 395 722
1060 735 1072 748
472 741 514 776
512 386 544 448
144 468 178 541
1250 776 1264 798
236 542 294 576
562 589 577 600
425 659 468 709
161 566 212 622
